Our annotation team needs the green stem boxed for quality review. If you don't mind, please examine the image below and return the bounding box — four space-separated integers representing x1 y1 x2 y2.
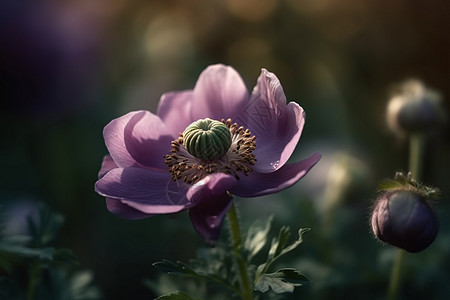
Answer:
227 202 253 300
27 261 40 300
388 133 425 300
409 133 424 179
388 249 405 300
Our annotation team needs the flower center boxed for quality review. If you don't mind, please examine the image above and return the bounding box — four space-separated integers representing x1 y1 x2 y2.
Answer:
165 118 256 184
183 118 232 161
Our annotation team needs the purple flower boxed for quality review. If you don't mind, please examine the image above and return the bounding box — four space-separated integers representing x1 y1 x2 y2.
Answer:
95 64 321 245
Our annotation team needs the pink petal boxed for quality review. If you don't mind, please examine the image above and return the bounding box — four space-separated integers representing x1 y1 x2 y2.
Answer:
191 64 249 121
106 198 151 220
240 69 305 173
187 173 238 245
230 152 322 197
95 167 191 214
157 90 195 137
98 155 118 179
103 110 174 170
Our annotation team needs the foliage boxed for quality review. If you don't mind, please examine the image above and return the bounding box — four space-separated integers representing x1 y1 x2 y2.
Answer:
151 216 310 299
0 203 101 300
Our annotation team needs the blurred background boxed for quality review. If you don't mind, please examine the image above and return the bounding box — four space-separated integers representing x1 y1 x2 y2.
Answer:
1 0 450 299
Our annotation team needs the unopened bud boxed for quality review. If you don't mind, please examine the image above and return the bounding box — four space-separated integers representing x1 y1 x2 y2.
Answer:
386 80 445 137
371 173 439 253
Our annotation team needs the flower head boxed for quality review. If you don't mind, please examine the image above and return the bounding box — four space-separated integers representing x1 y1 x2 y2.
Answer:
95 64 321 245
386 79 446 137
371 173 439 253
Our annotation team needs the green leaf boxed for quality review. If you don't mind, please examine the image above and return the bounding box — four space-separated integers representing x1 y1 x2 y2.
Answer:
155 291 200 300
267 226 291 260
378 179 403 191
153 259 239 295
269 227 309 263
0 235 32 245
256 228 310 281
153 260 198 276
278 228 310 257
0 242 54 260
254 268 309 294
379 172 440 199
53 248 78 265
244 215 273 261
153 260 221 285
27 202 65 246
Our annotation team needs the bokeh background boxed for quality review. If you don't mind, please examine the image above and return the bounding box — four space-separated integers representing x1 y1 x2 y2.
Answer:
1 0 450 299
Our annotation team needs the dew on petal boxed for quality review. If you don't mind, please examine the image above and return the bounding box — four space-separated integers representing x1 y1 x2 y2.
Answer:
270 160 280 169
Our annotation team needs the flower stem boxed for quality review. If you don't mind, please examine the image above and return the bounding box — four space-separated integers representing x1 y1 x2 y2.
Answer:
388 133 425 300
27 261 40 300
227 202 253 300
387 248 405 300
409 133 425 180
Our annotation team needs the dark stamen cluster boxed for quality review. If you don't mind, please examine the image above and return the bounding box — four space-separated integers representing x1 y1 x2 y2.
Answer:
222 118 256 179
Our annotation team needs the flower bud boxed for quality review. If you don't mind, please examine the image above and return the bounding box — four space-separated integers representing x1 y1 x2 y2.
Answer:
386 79 446 137
371 189 438 253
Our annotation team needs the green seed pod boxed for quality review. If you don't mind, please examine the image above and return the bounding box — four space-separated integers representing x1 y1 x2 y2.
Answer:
183 118 232 161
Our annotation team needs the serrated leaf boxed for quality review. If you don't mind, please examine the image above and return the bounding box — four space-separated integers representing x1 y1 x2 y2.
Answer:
268 226 291 260
153 259 239 295
279 228 309 257
269 228 309 262
244 215 273 261
153 260 221 285
155 291 200 300
254 268 309 294
256 228 310 280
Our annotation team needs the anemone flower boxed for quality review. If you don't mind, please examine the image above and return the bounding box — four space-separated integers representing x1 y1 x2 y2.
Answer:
95 64 321 245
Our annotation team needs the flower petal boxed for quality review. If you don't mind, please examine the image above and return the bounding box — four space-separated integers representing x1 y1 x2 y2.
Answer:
98 155 118 179
106 198 151 220
103 110 174 170
191 64 249 121
187 173 238 245
95 167 191 214
240 69 305 173
230 152 322 197
157 90 194 136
